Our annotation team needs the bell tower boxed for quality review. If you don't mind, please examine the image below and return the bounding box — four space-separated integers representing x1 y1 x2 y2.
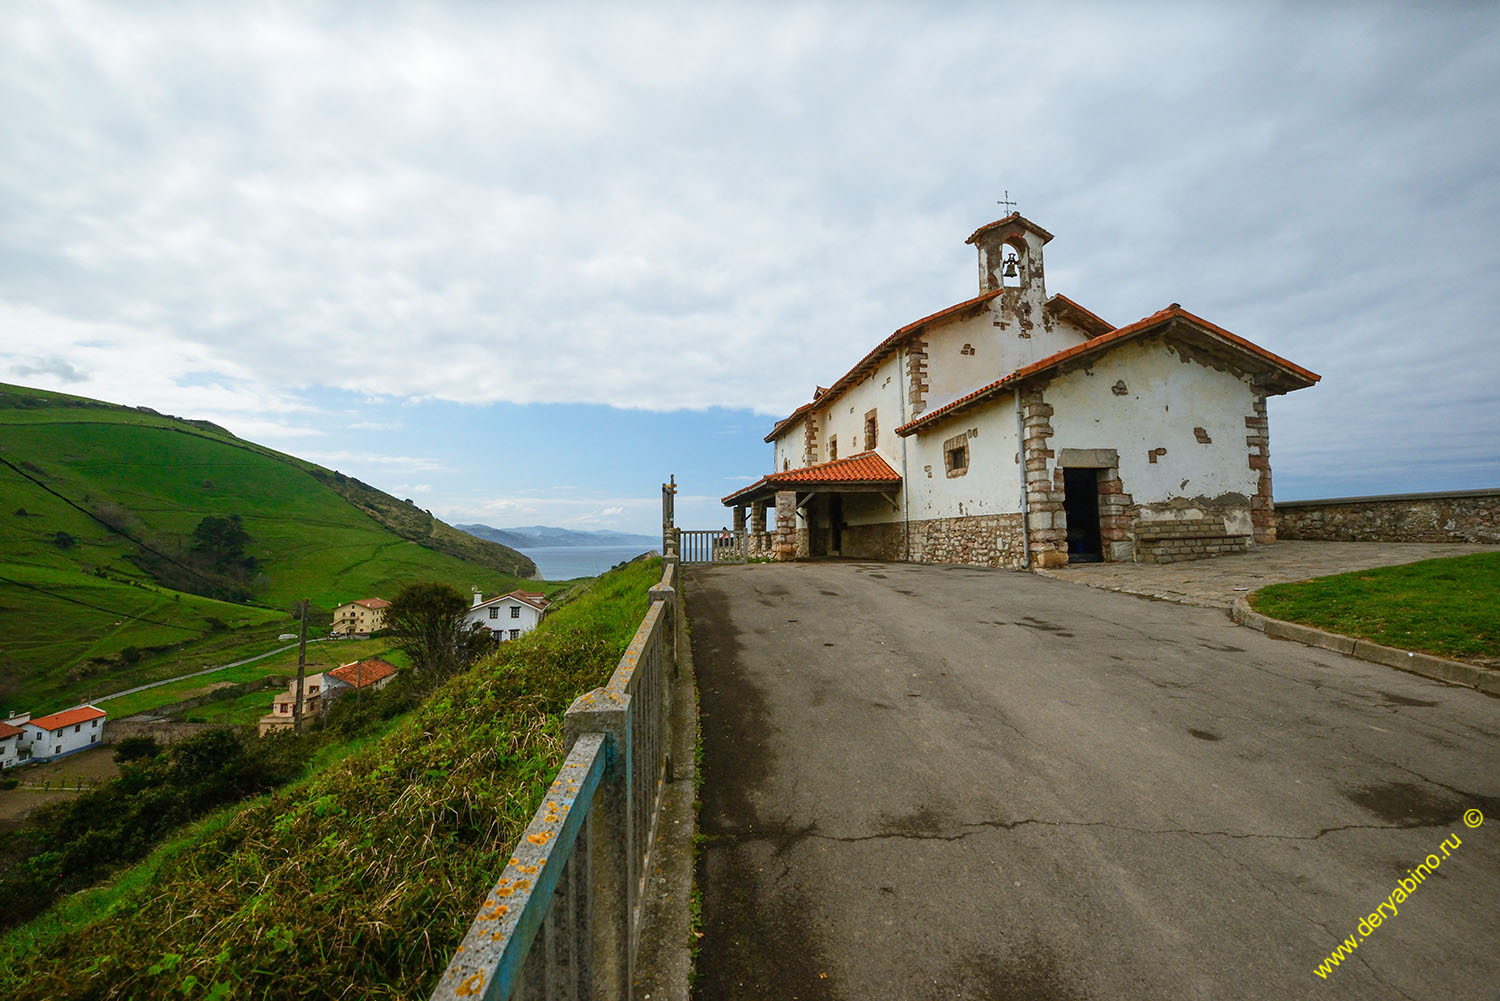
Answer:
965 213 1054 337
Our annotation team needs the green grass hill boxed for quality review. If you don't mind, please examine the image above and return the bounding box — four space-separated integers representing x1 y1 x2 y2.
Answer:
0 557 661 1000
0 382 540 711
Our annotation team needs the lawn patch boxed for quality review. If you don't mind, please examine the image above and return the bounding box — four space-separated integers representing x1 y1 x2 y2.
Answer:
1249 552 1500 663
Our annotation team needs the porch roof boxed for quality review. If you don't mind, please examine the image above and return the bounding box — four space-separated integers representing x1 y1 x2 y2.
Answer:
722 451 901 506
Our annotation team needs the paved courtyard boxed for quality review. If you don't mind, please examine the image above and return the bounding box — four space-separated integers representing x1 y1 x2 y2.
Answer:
689 560 1499 1000
1036 539 1497 608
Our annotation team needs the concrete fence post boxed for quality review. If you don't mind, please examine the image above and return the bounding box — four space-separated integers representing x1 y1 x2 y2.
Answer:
647 582 677 679
564 690 635 1001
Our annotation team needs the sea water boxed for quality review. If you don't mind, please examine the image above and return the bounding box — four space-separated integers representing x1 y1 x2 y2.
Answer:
519 545 656 581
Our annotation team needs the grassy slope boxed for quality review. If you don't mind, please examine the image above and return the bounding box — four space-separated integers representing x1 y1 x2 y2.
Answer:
0 382 543 710
0 557 660 1000
97 638 410 721
1249 552 1500 662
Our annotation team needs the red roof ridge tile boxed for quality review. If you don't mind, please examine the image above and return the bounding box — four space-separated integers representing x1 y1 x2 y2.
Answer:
895 304 1320 437
723 451 900 504
27 705 107 731
1046 293 1113 336
763 289 1002 441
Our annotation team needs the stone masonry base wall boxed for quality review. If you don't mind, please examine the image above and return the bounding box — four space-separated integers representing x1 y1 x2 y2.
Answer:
1275 491 1500 544
1135 518 1251 564
840 513 1028 568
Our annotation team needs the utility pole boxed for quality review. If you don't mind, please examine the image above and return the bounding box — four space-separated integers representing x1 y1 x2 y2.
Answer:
293 599 308 735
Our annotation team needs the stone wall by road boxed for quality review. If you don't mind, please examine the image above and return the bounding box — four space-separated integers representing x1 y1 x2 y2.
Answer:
1275 489 1500 544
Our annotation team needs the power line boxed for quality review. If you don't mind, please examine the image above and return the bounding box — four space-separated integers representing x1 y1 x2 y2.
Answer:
0 573 201 632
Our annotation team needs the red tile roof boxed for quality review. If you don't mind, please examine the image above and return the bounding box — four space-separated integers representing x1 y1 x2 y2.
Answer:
1046 293 1113 337
353 598 390 609
329 658 399 689
763 289 1002 441
473 590 549 612
27 705 106 731
0 721 24 739
895 304 1321 437
723 451 901 505
763 401 815 443
504 590 549 611
964 213 1055 246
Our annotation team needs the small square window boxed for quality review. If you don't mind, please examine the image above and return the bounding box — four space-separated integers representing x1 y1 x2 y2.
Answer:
510 606 521 618
510 628 520 640
489 607 498 619
74 724 81 733
944 434 969 478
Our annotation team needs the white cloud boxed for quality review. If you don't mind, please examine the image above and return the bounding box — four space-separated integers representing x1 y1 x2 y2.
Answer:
0 3 1495 496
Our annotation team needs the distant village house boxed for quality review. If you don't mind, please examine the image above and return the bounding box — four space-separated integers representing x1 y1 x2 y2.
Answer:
2 705 108 765
464 589 549 642
330 597 390 637
257 658 398 736
0 720 24 769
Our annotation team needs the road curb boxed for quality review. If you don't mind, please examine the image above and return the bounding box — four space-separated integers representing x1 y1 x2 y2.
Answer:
1230 596 1500 696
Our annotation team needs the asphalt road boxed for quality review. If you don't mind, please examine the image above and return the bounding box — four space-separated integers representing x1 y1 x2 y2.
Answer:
688 561 1500 1001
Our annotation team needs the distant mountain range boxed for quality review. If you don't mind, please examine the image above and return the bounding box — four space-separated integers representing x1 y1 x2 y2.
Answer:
456 524 660 550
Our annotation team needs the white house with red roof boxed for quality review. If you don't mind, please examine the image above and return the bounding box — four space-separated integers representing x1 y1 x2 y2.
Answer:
15 705 107 763
257 658 399 736
0 718 26 769
725 214 1320 569
464 589 549 641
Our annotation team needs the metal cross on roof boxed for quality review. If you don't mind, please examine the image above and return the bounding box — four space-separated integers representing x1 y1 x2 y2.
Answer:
997 190 1017 215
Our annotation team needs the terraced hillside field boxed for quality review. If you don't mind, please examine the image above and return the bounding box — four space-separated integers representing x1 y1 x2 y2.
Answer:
0 382 541 710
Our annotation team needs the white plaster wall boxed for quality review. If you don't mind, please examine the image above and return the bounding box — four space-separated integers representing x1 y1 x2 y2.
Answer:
0 735 17 769
25 715 104 761
902 401 1023 521
1043 338 1260 531
921 303 1090 415
772 417 806 472
810 353 904 464
466 599 542 638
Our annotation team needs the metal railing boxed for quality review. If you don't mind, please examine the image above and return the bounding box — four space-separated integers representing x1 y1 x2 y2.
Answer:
677 529 747 565
431 558 680 1001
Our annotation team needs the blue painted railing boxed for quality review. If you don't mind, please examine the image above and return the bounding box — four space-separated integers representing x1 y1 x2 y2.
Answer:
431 557 680 1001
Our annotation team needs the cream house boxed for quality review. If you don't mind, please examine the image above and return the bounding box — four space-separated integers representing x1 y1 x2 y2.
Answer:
256 658 398 736
725 214 1319 568
330 597 389 637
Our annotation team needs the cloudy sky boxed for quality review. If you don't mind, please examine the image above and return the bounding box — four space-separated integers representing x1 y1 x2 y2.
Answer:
2 2 1496 534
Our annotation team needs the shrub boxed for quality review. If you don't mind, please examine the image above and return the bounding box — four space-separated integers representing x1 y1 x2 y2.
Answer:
113 737 161 764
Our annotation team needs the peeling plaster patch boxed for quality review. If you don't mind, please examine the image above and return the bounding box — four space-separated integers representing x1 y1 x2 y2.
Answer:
1148 447 1167 464
1193 427 1212 444
1111 380 1128 396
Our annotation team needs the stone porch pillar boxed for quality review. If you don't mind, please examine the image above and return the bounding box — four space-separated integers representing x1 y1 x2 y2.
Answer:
774 491 797 561
1247 395 1276 544
750 502 767 554
1021 390 1068 568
